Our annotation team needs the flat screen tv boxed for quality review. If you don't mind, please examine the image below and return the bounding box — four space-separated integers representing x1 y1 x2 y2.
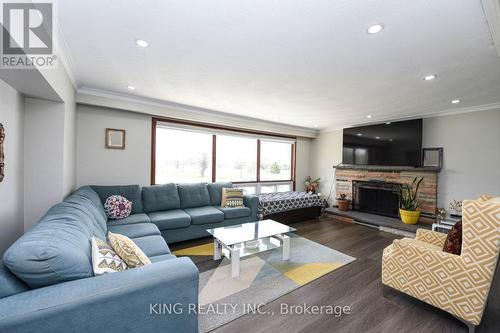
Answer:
342 119 422 167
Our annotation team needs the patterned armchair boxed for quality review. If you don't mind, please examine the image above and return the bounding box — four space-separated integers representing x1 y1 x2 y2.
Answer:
382 196 500 331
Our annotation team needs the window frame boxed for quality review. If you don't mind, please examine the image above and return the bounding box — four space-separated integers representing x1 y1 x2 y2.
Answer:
151 117 297 189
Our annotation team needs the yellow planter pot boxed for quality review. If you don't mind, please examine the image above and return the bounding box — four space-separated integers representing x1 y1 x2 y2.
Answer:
399 209 420 225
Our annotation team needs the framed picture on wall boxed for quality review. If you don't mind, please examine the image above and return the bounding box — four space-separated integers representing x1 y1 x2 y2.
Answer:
105 128 126 149
422 147 443 170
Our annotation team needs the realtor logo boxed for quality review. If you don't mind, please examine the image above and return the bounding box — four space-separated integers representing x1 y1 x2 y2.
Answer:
1 1 57 68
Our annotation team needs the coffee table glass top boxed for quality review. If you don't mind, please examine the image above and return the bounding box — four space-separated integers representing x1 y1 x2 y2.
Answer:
206 219 296 246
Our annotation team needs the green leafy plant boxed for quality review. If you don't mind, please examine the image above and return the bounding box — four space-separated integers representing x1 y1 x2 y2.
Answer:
305 176 321 186
338 193 348 201
394 177 423 211
305 176 321 193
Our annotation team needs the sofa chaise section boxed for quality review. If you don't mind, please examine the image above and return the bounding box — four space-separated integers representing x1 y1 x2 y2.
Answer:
0 257 198 333
1 185 199 333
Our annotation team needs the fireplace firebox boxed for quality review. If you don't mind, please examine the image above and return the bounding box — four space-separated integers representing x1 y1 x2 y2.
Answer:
352 180 401 218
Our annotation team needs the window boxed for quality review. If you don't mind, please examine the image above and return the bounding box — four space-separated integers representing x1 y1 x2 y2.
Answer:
155 127 212 184
152 118 296 193
239 185 257 195
260 140 293 181
216 135 257 182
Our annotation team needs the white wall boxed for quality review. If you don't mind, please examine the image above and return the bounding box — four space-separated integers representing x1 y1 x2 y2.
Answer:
76 105 313 189
310 130 343 205
40 62 78 196
77 105 152 187
310 109 500 208
423 109 500 207
24 99 66 230
0 79 24 254
63 93 77 195
22 64 77 230
295 137 311 192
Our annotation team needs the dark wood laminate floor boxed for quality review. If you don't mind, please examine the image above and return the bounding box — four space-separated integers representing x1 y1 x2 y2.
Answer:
170 217 500 333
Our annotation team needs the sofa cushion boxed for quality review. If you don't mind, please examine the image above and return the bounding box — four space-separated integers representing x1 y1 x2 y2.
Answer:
207 182 233 206
149 210 191 230
216 206 251 219
106 213 150 226
0 261 29 299
107 223 160 239
3 202 95 288
184 206 224 225
131 235 171 257
149 254 177 263
64 193 107 239
92 185 143 214
72 186 106 210
142 183 181 213
71 186 107 218
178 183 211 209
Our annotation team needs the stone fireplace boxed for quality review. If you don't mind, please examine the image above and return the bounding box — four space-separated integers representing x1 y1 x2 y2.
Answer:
335 167 439 224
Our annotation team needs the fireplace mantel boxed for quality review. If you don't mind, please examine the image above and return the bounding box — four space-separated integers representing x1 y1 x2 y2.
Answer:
336 164 440 172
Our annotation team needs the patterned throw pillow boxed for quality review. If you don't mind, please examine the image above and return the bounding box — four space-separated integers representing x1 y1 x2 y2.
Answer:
104 195 132 219
108 232 151 268
221 188 244 208
442 220 462 255
91 237 128 275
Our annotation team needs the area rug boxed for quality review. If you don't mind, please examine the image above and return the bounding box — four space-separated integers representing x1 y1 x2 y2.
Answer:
173 234 356 332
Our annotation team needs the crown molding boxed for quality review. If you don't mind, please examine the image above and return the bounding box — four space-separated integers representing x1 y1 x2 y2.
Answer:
76 87 319 138
55 27 79 89
53 6 79 89
481 0 500 57
320 102 500 133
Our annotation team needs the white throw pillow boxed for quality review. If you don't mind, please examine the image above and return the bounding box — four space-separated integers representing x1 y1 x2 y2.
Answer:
91 236 128 275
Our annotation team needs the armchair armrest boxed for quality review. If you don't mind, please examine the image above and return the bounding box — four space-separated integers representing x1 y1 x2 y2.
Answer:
392 238 459 261
243 194 259 221
415 229 448 248
0 257 199 333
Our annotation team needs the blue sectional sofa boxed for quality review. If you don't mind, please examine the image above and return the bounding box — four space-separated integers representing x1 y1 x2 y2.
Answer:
0 182 258 332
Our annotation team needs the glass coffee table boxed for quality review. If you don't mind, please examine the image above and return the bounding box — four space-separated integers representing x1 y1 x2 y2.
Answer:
206 219 296 278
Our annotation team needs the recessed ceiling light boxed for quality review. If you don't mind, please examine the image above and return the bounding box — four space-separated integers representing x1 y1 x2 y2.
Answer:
367 24 383 34
451 99 461 104
366 114 373 119
375 136 381 139
135 39 149 47
127 85 135 90
357 133 363 136
385 122 391 125
424 74 437 81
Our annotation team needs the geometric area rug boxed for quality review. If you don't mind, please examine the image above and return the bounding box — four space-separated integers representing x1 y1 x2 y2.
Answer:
173 234 356 332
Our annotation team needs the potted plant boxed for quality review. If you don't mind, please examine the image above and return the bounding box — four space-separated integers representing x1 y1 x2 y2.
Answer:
337 193 351 211
395 177 423 225
305 176 321 194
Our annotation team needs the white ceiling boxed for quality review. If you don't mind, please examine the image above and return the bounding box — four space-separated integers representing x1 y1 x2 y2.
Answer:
58 0 500 130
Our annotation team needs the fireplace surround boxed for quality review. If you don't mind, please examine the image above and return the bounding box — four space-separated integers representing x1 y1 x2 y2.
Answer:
335 166 439 224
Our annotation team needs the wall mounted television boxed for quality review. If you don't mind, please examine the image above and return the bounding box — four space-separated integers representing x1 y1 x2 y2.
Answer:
342 119 423 167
